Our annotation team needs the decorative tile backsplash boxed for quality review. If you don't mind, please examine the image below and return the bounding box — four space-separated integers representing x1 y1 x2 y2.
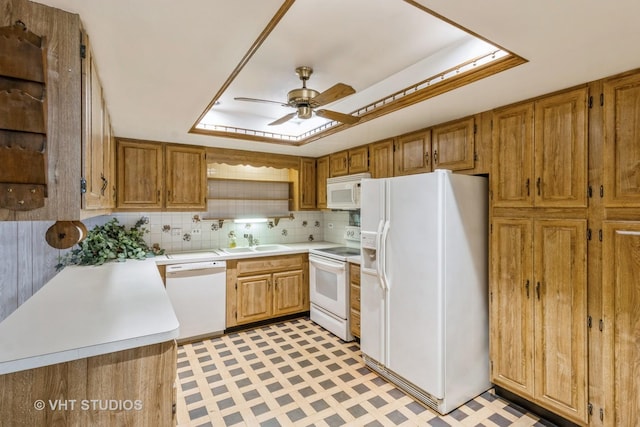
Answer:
90 210 351 253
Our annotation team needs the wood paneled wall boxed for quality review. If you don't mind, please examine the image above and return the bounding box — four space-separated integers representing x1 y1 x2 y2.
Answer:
0 222 62 321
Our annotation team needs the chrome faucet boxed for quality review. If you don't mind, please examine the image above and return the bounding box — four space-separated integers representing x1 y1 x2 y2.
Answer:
244 233 255 246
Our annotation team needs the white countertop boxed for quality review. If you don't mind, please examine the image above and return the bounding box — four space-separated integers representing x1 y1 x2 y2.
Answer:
0 259 179 375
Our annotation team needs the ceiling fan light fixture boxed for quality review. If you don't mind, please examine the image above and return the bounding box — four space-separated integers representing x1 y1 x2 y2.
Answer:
297 105 312 119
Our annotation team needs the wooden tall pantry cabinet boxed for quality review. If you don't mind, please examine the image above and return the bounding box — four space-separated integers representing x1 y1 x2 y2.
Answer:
490 69 640 427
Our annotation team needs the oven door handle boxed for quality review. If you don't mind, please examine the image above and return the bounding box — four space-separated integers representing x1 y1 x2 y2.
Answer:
310 255 346 273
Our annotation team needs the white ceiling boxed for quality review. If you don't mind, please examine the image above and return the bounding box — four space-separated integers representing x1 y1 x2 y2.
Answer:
34 0 640 157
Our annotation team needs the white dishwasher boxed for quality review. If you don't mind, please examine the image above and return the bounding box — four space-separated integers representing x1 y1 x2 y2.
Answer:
166 260 226 343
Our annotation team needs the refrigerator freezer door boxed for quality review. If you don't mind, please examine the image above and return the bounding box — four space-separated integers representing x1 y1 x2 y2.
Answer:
386 172 445 398
360 178 387 365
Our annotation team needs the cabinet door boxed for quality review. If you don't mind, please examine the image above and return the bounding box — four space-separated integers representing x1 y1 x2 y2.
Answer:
603 72 640 207
329 151 349 177
490 218 535 397
492 103 534 207
81 35 108 210
432 117 475 171
534 88 588 207
394 130 431 176
298 158 316 209
533 219 587 424
116 140 163 209
316 156 329 209
272 270 306 316
348 146 369 174
237 274 272 324
602 221 640 427
165 144 206 210
369 139 394 178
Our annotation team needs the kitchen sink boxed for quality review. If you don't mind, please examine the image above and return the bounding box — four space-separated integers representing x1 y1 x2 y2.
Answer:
219 244 290 254
253 244 290 252
220 247 255 254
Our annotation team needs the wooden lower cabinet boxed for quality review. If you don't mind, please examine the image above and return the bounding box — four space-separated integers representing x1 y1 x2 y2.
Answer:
349 263 361 338
0 341 177 427
490 216 588 425
602 221 640 426
227 254 309 327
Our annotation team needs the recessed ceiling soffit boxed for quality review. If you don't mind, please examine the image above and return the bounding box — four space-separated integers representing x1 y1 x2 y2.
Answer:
190 0 526 146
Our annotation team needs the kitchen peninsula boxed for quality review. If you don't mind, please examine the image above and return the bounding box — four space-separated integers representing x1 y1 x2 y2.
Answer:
0 259 179 426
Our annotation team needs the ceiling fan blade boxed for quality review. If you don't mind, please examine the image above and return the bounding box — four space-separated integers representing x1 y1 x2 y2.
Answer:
234 97 289 107
316 109 360 125
268 112 297 126
311 83 356 107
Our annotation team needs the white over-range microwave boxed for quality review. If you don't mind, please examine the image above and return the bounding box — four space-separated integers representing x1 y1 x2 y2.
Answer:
326 173 370 210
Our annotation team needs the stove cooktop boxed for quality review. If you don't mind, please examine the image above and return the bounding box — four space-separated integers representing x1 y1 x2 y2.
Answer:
310 246 361 261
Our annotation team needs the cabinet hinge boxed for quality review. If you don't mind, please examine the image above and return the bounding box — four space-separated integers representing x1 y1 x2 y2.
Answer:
588 96 593 108
587 229 591 241
588 403 593 416
599 229 603 242
474 152 478 161
600 93 604 106
235 282 237 290
588 185 592 198
599 319 604 332
600 408 604 421
473 124 477 134
393 143 396 152
600 185 604 198
587 315 592 328
80 43 86 59
80 177 87 194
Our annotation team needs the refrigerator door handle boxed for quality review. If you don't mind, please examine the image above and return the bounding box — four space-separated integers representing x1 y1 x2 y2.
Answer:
375 219 384 282
380 219 391 291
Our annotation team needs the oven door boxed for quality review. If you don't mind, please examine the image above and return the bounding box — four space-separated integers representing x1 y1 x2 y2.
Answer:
309 254 348 319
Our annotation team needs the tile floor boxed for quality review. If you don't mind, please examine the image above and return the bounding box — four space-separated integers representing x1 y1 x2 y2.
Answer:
176 317 554 427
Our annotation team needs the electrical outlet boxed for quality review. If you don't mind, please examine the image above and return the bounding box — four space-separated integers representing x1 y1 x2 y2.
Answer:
191 228 201 235
171 228 182 236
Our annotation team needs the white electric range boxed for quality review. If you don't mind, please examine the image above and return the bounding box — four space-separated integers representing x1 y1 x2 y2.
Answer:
309 226 361 341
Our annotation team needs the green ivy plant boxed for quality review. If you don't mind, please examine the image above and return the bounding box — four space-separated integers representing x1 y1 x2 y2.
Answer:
56 217 164 270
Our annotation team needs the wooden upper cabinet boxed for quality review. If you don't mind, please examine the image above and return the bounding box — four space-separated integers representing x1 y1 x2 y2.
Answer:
347 146 369 174
316 156 329 209
431 117 475 171
298 157 316 210
329 151 349 177
395 130 431 176
534 87 588 208
116 139 163 209
602 221 640 427
369 139 394 178
493 88 588 208
81 31 115 212
603 72 640 207
329 147 369 177
116 140 206 211
164 144 206 210
492 102 535 207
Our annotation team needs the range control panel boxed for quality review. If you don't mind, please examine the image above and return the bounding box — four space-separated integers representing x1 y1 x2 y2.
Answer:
344 226 361 242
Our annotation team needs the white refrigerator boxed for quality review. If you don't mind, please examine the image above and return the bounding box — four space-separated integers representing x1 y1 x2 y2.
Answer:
360 169 490 414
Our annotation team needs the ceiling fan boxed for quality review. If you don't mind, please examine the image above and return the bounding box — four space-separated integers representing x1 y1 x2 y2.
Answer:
234 66 361 126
